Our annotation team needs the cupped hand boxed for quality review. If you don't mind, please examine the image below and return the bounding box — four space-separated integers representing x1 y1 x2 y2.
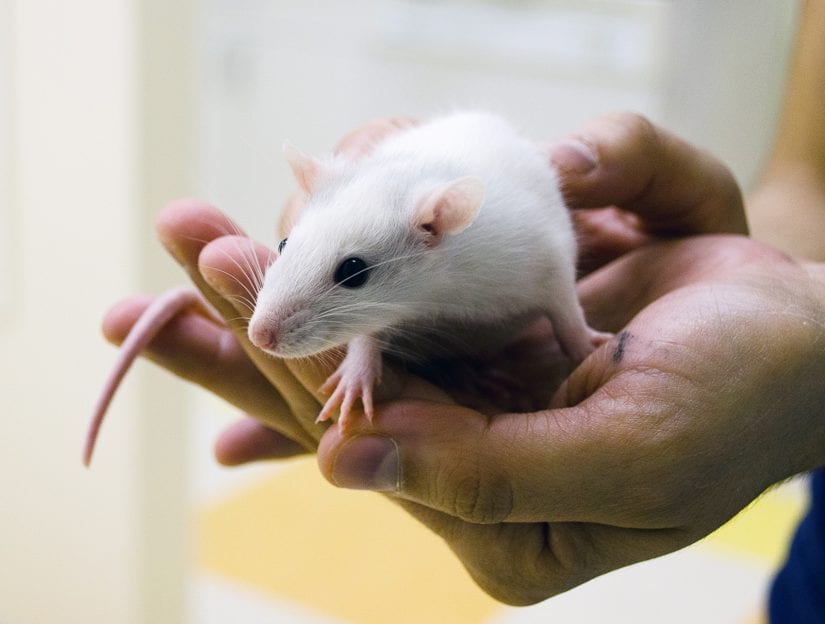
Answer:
309 116 825 603
317 233 825 604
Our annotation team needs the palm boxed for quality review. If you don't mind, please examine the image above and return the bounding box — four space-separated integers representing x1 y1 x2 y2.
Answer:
351 233 825 603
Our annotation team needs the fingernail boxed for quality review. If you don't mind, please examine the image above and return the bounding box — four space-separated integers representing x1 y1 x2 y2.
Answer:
548 139 598 174
332 435 400 492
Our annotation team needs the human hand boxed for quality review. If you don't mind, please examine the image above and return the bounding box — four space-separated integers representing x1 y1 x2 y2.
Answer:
307 115 825 603
316 231 825 604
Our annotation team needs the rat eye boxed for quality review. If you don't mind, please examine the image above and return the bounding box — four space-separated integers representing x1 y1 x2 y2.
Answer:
277 238 288 254
334 257 370 288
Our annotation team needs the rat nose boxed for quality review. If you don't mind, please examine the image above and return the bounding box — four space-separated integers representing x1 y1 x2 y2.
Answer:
248 322 278 351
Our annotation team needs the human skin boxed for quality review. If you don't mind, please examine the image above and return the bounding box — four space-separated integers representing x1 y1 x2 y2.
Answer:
748 0 825 262
102 114 825 604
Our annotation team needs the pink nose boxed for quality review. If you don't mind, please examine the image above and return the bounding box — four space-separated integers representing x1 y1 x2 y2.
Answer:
249 323 278 350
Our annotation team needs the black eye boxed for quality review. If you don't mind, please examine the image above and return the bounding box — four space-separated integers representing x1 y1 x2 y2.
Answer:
277 238 288 254
334 257 370 288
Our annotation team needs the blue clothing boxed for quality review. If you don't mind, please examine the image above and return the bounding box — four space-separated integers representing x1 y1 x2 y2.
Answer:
770 469 825 622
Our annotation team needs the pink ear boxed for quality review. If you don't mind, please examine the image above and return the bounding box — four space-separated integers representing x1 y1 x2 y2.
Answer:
283 141 325 194
415 176 485 241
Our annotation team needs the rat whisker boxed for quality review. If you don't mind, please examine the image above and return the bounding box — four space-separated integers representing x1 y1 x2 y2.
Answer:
222 314 253 326
198 263 260 309
177 221 269 296
224 293 258 312
229 236 267 294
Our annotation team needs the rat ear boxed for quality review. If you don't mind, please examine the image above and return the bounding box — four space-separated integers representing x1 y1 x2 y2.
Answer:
283 141 325 194
414 176 485 243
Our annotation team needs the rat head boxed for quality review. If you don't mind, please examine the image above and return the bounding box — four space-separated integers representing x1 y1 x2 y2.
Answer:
247 143 485 358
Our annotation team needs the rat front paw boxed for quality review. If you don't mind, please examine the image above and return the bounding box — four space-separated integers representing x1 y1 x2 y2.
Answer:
317 339 382 429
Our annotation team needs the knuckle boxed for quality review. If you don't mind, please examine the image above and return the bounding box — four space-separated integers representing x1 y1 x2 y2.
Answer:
446 467 514 524
603 111 658 148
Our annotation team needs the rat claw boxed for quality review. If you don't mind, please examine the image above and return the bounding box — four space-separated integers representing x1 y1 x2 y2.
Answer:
317 385 345 423
320 379 375 430
320 371 342 395
319 336 381 428
361 387 375 422
339 391 357 426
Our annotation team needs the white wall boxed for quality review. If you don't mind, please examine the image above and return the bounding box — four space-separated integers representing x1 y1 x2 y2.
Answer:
0 1 193 623
196 0 667 242
196 0 797 245
0 0 11 316
0 0 140 622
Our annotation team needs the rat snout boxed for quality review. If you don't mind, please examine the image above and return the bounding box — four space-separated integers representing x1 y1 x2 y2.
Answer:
248 318 279 352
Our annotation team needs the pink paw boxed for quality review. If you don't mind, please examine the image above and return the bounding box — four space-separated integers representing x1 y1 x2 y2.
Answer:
317 350 381 430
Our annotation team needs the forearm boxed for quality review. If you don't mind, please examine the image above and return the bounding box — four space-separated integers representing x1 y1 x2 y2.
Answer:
748 0 825 261
767 0 825 173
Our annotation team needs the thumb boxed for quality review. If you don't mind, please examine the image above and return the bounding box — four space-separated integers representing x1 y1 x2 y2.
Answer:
316 393 660 527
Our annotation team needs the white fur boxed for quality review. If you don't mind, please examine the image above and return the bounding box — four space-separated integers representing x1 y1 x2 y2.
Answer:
249 111 584 361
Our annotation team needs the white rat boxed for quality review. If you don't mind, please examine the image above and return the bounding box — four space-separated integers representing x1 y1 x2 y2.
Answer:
248 111 605 426
84 111 604 465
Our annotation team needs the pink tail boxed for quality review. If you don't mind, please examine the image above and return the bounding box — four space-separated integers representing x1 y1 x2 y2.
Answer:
83 287 209 467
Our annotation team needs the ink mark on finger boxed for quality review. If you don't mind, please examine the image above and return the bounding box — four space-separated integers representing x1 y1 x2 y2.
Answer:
612 331 631 364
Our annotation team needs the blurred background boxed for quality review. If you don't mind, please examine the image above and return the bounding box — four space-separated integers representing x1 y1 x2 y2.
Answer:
0 0 806 622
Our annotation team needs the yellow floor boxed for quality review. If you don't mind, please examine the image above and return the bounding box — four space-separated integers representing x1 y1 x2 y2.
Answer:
196 459 501 624
195 459 806 623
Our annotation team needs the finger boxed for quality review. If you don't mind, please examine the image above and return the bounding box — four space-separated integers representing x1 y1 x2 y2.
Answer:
155 199 250 319
277 193 304 239
578 235 774 332
199 235 331 438
101 296 295 426
317 398 672 527
546 112 747 236
215 418 308 465
156 200 318 449
334 116 418 158
571 207 655 274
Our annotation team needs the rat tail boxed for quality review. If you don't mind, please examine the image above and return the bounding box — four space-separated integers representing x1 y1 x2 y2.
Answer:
83 287 215 467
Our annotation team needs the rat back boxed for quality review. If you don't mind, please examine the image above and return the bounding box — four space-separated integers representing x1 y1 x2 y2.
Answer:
366 111 578 328
252 110 588 364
